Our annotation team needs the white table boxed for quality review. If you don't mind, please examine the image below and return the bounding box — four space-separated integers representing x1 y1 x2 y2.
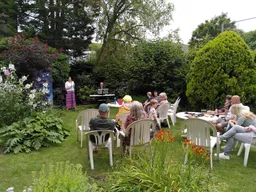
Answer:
176 112 219 122
107 103 122 108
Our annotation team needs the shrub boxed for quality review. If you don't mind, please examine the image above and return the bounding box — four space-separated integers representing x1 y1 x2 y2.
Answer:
0 112 70 154
186 31 256 109
0 64 50 127
29 162 100 192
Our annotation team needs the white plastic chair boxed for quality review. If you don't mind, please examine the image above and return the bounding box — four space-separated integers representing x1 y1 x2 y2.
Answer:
169 96 180 110
75 109 99 148
181 118 220 169
115 112 130 147
237 136 256 167
156 103 170 128
120 119 156 157
85 130 114 169
168 98 181 126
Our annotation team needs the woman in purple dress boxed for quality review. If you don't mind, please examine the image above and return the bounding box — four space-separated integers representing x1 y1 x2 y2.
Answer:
65 76 76 110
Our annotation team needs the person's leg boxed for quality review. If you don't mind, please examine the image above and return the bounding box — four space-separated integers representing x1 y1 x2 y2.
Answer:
220 125 246 141
221 125 247 155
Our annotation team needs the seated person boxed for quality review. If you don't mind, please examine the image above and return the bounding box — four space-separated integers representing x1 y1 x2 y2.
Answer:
115 95 133 128
207 95 232 115
153 90 161 103
218 109 256 159
148 99 160 130
89 103 116 146
158 92 168 106
122 101 148 152
226 103 255 131
211 95 242 134
143 91 153 106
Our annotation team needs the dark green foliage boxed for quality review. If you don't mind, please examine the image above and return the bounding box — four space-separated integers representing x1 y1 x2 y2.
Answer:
18 0 95 56
126 40 187 98
52 52 70 85
186 31 256 108
94 40 187 100
0 0 17 37
0 112 70 154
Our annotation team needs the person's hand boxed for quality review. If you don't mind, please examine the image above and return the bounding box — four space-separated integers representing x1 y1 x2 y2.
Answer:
244 127 251 132
229 120 236 126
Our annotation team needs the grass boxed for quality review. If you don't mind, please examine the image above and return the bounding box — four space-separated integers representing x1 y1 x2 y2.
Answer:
1 105 256 191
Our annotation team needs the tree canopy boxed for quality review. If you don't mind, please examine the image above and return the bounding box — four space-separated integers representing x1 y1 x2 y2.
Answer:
188 13 236 49
17 0 96 56
96 0 174 64
186 31 256 108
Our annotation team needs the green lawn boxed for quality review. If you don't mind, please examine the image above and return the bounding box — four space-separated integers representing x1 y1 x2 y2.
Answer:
1 105 256 191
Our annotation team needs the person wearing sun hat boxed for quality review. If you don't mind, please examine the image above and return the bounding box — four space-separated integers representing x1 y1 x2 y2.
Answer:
115 95 133 129
89 103 116 146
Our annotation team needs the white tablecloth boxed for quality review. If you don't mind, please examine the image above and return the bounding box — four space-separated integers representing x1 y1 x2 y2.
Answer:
107 103 122 108
176 112 219 122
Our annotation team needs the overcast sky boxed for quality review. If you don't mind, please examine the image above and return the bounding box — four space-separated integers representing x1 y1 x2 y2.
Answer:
161 0 256 44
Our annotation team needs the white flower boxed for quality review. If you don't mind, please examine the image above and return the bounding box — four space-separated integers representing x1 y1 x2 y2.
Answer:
29 93 35 100
37 77 41 82
19 76 27 84
1 67 6 71
33 104 37 109
30 89 36 94
0 75 2 83
9 63 15 71
42 88 49 94
28 101 33 106
43 82 48 87
25 84 31 89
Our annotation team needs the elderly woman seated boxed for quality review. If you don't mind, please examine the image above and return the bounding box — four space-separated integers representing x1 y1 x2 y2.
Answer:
159 92 168 105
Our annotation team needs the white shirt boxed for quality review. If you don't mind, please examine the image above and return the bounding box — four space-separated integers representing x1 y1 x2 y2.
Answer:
65 81 75 92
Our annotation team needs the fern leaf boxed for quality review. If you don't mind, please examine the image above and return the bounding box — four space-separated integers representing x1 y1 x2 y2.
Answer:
13 145 23 154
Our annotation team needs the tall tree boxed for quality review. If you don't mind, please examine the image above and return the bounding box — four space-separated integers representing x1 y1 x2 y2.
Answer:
18 0 96 56
96 0 174 64
188 13 236 49
0 0 18 37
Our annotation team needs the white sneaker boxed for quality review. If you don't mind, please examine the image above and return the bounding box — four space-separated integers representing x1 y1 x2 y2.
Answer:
218 152 230 160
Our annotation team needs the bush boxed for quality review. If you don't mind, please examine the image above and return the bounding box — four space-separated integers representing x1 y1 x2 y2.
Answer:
0 112 70 154
0 64 51 127
186 31 256 109
29 162 100 192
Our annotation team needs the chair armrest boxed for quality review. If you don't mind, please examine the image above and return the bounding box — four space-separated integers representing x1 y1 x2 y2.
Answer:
119 131 125 137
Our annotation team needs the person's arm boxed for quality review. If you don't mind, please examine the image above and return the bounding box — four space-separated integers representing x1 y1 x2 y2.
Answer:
236 116 246 126
89 118 96 131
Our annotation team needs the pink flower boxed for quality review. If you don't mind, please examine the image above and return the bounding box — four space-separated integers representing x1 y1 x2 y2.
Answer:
4 70 11 76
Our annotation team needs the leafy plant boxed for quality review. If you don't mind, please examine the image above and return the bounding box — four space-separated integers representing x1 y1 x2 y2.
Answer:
0 64 51 127
30 161 100 192
77 85 95 103
0 112 70 154
109 130 219 191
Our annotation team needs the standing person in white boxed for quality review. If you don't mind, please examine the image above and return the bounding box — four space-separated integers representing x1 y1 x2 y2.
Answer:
65 76 76 110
